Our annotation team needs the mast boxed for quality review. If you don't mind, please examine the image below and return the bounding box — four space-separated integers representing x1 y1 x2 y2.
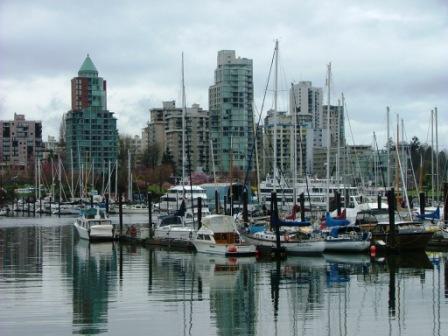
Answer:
431 109 434 202
401 118 406 190
291 83 298 207
254 122 261 204
58 157 62 203
91 158 94 194
325 62 332 213
435 106 439 201
108 161 111 196
181 52 187 189
115 159 118 201
38 158 41 200
386 106 390 188
128 150 132 202
336 97 341 190
395 113 400 200
210 138 217 189
273 39 279 191
70 149 74 200
80 163 83 199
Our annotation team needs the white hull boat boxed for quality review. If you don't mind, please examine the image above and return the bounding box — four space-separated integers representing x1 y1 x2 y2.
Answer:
243 232 325 254
193 215 256 256
74 207 115 241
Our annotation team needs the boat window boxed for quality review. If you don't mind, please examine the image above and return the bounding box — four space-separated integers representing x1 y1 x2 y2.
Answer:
204 235 212 241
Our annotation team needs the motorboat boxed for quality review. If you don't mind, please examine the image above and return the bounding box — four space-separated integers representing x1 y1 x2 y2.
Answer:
192 215 256 256
153 214 195 243
74 207 115 241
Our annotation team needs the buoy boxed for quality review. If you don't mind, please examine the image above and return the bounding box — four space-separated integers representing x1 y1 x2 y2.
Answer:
227 245 237 253
370 245 377 257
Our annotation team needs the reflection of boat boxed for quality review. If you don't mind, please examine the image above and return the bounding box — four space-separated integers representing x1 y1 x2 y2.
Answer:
74 207 115 241
193 215 256 256
323 253 371 266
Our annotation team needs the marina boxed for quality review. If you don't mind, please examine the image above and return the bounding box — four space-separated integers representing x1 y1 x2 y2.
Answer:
1 213 448 335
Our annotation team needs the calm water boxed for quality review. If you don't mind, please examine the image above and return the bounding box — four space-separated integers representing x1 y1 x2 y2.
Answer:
1 215 447 336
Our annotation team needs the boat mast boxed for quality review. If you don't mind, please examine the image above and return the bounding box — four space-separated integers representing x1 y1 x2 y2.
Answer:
336 97 341 191
38 158 41 200
181 52 186 191
395 113 400 200
128 150 132 202
92 158 94 194
325 62 332 213
273 39 279 191
431 109 434 203
254 121 261 205
435 106 439 201
386 106 390 188
108 161 111 197
115 159 118 201
70 149 74 200
58 156 62 204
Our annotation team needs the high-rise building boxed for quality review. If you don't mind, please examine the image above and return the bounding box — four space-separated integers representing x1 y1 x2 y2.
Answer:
209 50 254 174
322 104 345 148
289 81 323 128
144 101 209 175
0 113 43 173
64 55 118 172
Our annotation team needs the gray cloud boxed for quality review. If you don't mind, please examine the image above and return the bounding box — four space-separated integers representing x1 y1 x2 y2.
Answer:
0 0 447 149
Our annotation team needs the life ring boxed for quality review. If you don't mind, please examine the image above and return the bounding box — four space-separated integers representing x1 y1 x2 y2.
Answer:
130 225 137 237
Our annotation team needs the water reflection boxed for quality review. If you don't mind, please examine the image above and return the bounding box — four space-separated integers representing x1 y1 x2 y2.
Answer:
72 240 117 334
1 222 448 336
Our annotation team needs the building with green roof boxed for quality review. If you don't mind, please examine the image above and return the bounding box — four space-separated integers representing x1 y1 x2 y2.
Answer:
64 55 118 174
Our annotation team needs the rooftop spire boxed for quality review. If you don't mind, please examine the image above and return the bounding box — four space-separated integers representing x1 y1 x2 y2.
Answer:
78 54 98 77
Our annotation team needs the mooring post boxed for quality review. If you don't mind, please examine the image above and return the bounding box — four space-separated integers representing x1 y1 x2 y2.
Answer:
215 190 219 214
33 200 36 216
378 194 382 209
105 194 109 214
22 197 25 214
148 192 153 239
299 193 305 222
49 196 52 216
242 190 249 227
119 192 123 238
344 188 349 208
90 195 94 208
11 197 14 216
58 196 61 217
272 192 281 253
230 195 234 216
197 197 202 230
27 200 30 216
223 196 227 216
39 197 42 214
336 191 341 216
387 188 396 249
419 192 425 218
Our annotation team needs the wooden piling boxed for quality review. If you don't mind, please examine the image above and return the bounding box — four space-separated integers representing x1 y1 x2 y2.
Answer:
419 192 425 218
336 191 341 216
378 194 382 209
223 196 227 215
299 193 305 222
215 190 219 214
148 192 153 239
387 188 397 249
105 194 109 214
118 192 123 238
197 197 202 230
49 197 52 216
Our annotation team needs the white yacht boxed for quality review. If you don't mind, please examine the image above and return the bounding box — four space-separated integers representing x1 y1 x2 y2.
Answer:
74 207 115 241
259 175 358 211
153 214 195 243
156 185 210 213
192 215 256 256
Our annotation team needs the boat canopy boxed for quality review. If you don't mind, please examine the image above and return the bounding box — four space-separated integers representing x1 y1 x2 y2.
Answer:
202 215 236 233
416 207 440 221
325 212 350 227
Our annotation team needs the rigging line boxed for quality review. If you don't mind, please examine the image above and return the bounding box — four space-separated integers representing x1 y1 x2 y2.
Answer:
402 122 419 195
343 96 366 192
291 82 313 212
243 44 275 189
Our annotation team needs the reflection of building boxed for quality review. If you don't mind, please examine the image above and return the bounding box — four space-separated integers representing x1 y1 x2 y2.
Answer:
64 55 118 172
0 113 43 173
72 241 117 334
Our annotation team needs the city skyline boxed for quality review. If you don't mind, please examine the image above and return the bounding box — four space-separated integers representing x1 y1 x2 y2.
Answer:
0 0 447 149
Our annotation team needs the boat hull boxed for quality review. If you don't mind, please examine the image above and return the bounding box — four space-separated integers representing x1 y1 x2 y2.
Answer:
243 234 325 254
74 222 115 241
153 226 194 242
193 241 256 256
372 232 434 250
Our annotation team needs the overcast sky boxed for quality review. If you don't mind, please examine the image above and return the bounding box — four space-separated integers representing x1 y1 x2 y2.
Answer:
0 0 447 150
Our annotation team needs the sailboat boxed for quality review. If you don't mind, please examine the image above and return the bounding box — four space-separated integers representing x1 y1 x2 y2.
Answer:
153 53 205 243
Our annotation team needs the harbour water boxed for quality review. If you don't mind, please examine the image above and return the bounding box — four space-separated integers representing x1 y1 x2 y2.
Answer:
1 215 447 335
